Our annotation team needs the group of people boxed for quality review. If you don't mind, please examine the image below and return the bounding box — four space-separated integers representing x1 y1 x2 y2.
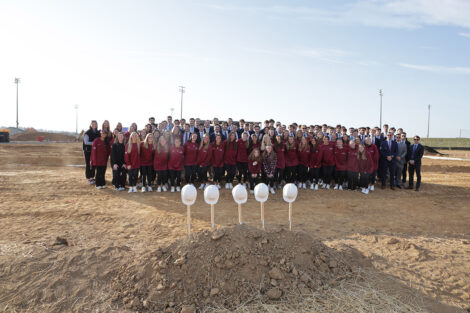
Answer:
83 116 424 195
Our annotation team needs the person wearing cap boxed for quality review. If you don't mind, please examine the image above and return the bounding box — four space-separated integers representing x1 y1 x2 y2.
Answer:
90 130 110 189
408 135 424 191
380 131 398 189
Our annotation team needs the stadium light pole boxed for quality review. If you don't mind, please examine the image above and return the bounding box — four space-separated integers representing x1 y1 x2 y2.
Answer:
427 104 431 138
379 89 383 129
14 78 20 129
179 86 185 120
74 104 79 135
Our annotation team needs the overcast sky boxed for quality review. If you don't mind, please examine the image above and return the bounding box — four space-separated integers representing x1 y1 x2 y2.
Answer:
1 0 469 137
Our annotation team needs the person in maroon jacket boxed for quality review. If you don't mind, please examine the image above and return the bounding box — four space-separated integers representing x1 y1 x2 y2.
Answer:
248 148 262 194
285 136 298 183
91 130 109 189
111 132 127 191
211 134 225 189
236 132 250 187
319 136 335 189
125 132 141 193
274 135 286 188
334 139 348 191
224 132 238 189
263 145 277 194
154 135 169 192
308 137 321 190
364 137 379 191
346 140 359 190
197 134 212 190
183 133 199 185
297 136 310 189
249 134 261 153
168 137 184 192
140 133 155 192
357 144 374 194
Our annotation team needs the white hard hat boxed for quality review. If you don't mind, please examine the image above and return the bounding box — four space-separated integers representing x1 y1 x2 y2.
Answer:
232 184 248 204
283 183 298 203
204 185 220 205
254 183 269 202
181 184 197 205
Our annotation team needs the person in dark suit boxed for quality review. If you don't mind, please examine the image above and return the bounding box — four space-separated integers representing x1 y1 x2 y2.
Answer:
401 132 411 185
211 124 225 142
380 132 398 189
196 123 206 143
408 135 424 191
203 120 214 135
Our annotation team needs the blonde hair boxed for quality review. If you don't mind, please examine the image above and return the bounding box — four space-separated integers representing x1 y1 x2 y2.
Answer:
260 134 271 151
357 144 367 160
143 133 155 150
127 132 141 154
199 133 211 150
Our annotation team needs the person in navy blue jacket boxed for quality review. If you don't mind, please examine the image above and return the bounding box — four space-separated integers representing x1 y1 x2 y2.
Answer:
407 135 424 191
380 132 398 189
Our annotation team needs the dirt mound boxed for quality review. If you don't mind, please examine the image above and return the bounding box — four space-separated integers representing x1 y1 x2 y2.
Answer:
111 225 352 312
424 145 444 155
10 132 76 142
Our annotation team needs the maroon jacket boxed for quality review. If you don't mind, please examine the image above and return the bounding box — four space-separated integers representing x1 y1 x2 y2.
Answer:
346 146 359 172
91 138 109 167
334 146 349 171
183 141 199 166
297 146 310 167
319 143 335 166
248 159 261 174
358 151 374 174
224 140 237 165
153 147 169 171
168 146 184 171
275 144 286 169
236 139 249 163
140 143 155 166
308 145 321 168
125 143 141 169
197 145 212 167
211 143 225 168
285 144 299 167
365 144 379 171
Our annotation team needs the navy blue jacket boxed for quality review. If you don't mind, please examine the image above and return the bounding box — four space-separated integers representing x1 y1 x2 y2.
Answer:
380 140 398 162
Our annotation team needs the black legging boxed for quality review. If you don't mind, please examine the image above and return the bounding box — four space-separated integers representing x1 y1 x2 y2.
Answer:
169 170 182 187
308 167 320 184
265 175 275 188
347 171 359 190
95 166 106 187
274 168 285 184
335 170 347 186
128 168 139 187
140 165 153 187
249 173 260 190
236 162 248 183
156 170 168 186
198 166 209 183
285 166 297 183
84 151 95 179
184 165 198 184
112 167 126 188
370 170 377 185
322 165 334 185
359 172 370 188
213 166 224 183
297 165 308 183
225 164 237 183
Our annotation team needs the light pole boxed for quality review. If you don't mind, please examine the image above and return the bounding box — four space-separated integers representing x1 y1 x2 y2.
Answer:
74 104 79 135
170 107 174 118
379 89 383 129
179 86 185 120
427 104 431 138
14 78 20 129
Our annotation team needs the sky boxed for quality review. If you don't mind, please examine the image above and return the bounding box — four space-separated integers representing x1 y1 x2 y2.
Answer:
1 0 469 137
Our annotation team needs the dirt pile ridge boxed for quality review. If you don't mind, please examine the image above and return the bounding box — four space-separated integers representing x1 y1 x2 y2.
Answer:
111 225 352 312
10 132 76 141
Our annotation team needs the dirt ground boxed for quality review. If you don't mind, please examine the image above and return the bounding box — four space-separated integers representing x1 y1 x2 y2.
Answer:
0 143 469 312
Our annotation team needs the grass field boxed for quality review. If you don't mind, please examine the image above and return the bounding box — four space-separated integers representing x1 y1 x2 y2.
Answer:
420 138 470 148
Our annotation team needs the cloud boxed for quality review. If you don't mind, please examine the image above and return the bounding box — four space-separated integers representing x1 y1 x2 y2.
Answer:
459 32 470 37
399 63 470 74
243 47 349 64
202 0 470 29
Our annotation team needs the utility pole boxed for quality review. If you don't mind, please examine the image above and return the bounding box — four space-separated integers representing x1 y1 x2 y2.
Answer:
170 107 174 118
179 86 185 120
14 78 20 129
379 89 383 129
427 104 431 138
74 104 79 135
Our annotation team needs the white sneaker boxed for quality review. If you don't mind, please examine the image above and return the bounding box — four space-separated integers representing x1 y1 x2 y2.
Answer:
370 185 375 191
148 186 153 192
361 188 368 194
315 184 319 190
229 183 233 189
176 186 181 192
199 184 205 190
171 186 175 193
216 184 221 189
128 187 133 193
157 186 162 192
270 187 275 194
162 185 168 192
250 190 254 194
134 187 138 193
339 185 343 191
321 183 326 189
334 184 338 190
225 183 229 189
326 184 330 190
365 188 369 194
298 182 302 188
142 187 146 193
310 183 314 190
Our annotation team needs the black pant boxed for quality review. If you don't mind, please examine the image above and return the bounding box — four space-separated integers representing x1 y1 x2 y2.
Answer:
359 172 370 188
275 168 285 184
112 166 126 188
249 173 259 190
309 167 320 184
297 165 308 183
264 175 275 187
347 171 359 190
198 166 209 183
408 162 421 189
225 164 237 183
169 170 182 187
184 165 198 184
156 170 168 186
213 166 224 183
140 165 153 187
370 170 377 185
236 162 248 183
84 151 95 179
322 165 334 185
128 168 139 186
382 161 396 187
402 161 408 183
285 166 297 183
95 166 106 187
335 170 346 186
